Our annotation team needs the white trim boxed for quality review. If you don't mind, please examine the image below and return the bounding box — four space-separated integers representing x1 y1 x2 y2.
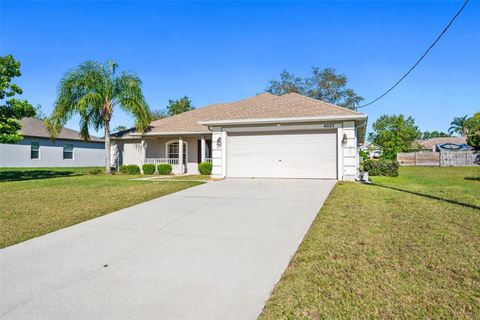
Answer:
165 139 188 164
199 115 367 126
129 131 211 137
222 123 341 133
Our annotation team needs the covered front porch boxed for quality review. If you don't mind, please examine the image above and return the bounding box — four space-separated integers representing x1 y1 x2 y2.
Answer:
141 135 212 174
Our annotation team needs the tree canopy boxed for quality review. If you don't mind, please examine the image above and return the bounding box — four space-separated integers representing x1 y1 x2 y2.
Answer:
265 67 363 110
166 96 194 116
49 60 151 174
465 112 480 149
418 130 451 140
448 115 469 136
368 114 420 160
0 55 36 143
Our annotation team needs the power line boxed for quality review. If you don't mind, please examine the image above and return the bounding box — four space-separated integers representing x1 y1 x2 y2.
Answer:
358 0 470 109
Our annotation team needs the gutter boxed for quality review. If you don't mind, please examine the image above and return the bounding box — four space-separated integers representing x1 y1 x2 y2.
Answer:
198 114 367 126
113 131 212 139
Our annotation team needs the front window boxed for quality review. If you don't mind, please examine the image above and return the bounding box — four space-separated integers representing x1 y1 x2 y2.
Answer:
31 142 39 159
63 144 73 159
168 142 187 164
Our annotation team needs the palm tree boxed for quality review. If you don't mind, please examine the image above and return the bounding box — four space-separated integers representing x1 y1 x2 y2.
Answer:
448 115 469 136
49 61 151 174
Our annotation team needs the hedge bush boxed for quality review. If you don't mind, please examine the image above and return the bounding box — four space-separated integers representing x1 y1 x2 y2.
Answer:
157 163 172 175
142 164 156 175
126 164 141 175
362 159 399 177
198 162 212 175
119 165 128 174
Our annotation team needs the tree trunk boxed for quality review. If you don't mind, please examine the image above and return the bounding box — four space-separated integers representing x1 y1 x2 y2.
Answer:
104 121 111 174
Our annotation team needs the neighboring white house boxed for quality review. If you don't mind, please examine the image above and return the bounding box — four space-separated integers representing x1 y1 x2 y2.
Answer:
112 93 368 180
0 117 105 168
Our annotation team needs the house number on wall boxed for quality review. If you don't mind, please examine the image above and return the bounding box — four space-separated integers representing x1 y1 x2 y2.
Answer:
323 123 335 128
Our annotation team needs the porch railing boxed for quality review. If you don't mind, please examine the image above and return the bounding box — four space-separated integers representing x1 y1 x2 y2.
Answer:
145 158 179 165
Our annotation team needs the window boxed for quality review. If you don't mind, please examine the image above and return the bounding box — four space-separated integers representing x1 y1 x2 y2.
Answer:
167 142 187 164
31 142 39 159
63 144 73 159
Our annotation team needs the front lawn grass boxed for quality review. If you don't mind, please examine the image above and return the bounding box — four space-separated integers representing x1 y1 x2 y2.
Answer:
260 167 480 319
0 167 203 248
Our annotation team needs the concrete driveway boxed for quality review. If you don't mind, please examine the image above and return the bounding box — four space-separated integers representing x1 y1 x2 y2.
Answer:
1 179 335 320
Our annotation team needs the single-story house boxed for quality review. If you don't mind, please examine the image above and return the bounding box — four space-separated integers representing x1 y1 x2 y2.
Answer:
415 137 467 152
112 93 367 180
0 117 105 167
359 142 381 158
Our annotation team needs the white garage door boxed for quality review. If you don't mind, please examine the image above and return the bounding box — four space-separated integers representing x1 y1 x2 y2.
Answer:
226 130 337 179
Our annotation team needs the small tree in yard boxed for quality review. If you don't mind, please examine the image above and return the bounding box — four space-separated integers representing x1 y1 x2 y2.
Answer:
0 55 36 143
49 61 151 174
368 114 420 160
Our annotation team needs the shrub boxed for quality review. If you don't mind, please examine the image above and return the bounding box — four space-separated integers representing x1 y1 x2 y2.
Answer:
362 159 399 177
126 164 141 175
157 163 172 175
198 162 213 175
88 168 102 175
142 164 156 175
359 150 369 161
119 165 128 174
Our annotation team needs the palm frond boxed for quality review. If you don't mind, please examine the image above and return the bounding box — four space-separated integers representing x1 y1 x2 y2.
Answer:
114 72 151 131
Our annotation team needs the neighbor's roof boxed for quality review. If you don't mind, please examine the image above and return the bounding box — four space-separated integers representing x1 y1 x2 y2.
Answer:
20 117 103 142
416 137 467 149
118 93 365 136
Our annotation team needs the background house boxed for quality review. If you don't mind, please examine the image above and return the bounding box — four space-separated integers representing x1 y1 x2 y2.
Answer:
0 117 104 168
415 136 467 152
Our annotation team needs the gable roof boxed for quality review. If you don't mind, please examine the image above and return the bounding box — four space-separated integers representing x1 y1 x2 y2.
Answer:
120 93 365 136
19 117 103 142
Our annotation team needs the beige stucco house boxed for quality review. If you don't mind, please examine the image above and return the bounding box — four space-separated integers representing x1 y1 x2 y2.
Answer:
111 93 367 180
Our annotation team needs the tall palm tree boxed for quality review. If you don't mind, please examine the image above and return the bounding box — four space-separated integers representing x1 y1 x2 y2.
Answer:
49 61 151 174
448 115 469 136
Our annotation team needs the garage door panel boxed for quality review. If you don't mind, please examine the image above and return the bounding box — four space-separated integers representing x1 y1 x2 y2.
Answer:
227 130 337 179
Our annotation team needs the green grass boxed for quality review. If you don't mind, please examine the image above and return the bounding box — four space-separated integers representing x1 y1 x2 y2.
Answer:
260 167 480 319
0 167 203 248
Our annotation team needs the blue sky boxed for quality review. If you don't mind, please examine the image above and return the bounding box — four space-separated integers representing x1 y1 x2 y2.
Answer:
1 1 479 136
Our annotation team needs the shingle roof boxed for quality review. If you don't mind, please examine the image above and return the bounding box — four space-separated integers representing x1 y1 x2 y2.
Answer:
416 137 467 149
139 93 365 134
19 117 103 142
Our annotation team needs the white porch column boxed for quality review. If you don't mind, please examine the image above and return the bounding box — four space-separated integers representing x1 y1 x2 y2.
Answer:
200 136 206 163
140 138 146 174
178 136 184 174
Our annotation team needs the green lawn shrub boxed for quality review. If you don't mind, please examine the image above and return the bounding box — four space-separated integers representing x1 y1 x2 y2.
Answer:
119 165 128 174
362 159 399 177
198 162 213 175
157 163 172 175
126 164 141 175
142 164 156 175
